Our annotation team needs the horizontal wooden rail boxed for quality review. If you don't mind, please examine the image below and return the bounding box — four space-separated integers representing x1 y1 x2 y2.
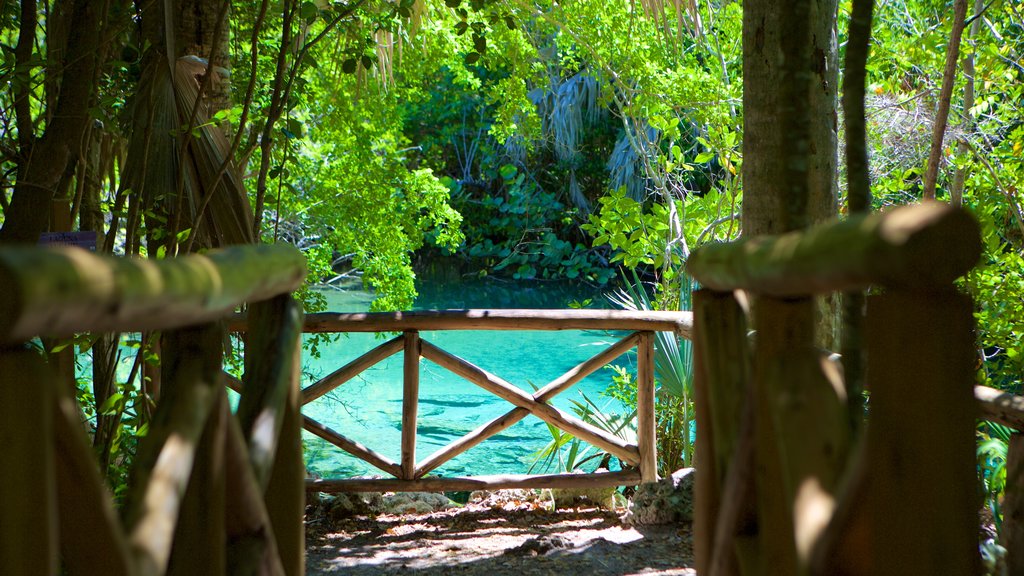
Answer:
231 309 693 339
306 470 642 493
976 385 1024 431
686 202 981 296
0 243 306 343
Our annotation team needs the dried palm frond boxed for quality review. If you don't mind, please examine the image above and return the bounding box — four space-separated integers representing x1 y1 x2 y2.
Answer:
121 54 255 253
607 123 659 201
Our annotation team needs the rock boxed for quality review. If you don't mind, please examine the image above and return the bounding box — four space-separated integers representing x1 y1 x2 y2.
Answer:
622 467 695 525
468 489 548 509
547 480 625 511
504 534 575 556
323 492 378 521
380 491 457 515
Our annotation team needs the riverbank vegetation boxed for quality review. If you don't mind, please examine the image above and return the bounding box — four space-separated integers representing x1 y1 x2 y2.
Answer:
1 0 1020 551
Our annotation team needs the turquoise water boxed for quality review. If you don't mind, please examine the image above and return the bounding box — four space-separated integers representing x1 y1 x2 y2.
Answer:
301 280 634 479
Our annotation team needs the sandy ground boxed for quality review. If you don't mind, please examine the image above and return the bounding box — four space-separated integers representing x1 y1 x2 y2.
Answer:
305 498 696 575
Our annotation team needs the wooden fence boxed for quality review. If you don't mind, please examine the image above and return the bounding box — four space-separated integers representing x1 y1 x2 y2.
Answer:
232 309 694 493
686 201 1024 576
0 244 307 576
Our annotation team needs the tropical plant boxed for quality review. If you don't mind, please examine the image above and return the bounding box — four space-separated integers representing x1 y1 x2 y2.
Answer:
607 269 696 475
978 421 1014 535
529 389 636 474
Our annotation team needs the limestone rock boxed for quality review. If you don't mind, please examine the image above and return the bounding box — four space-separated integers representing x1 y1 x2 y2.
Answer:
623 467 695 525
380 491 457 515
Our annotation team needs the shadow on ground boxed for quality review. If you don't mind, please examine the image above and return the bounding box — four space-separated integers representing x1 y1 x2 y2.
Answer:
305 505 695 575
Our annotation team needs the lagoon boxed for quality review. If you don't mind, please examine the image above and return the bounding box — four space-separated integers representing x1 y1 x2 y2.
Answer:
301 280 633 479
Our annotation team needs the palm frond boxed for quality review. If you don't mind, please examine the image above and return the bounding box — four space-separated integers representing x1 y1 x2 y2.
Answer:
122 53 255 253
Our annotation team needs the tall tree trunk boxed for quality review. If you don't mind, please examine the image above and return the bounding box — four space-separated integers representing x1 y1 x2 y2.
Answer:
0 0 104 244
742 1 838 237
177 0 232 116
743 2 844 573
743 0 839 348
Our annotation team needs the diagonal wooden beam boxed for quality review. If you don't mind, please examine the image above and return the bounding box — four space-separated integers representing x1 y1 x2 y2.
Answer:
301 335 403 405
414 332 642 477
420 341 640 466
302 416 402 479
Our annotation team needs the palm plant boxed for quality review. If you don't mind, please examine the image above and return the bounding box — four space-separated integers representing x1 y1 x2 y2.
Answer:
607 269 695 473
529 389 636 474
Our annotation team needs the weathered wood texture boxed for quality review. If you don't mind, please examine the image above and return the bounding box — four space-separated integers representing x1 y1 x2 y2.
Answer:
238 296 305 576
692 289 754 576
222 392 286 576
867 290 979 576
976 385 1024 431
637 332 658 483
53 361 133 576
0 243 306 343
237 295 304 490
125 323 224 576
308 470 643 493
167 383 227 576
1006 433 1024 576
687 202 981 296
235 308 693 338
0 348 58 576
402 331 421 480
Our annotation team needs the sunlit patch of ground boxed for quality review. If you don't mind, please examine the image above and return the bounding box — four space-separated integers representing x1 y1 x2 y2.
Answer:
305 503 695 575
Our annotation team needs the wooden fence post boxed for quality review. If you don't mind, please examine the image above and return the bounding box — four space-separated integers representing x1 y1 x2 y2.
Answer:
0 348 58 576
124 322 224 575
867 289 979 576
692 289 754 576
637 331 657 483
1005 432 1024 576
239 295 305 576
402 330 421 480
52 362 132 576
166 382 228 576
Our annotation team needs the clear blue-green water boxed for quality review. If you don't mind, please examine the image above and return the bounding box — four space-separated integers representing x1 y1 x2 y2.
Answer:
301 280 633 479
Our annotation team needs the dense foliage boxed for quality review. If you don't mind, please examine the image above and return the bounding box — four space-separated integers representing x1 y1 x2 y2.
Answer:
1 0 1020 539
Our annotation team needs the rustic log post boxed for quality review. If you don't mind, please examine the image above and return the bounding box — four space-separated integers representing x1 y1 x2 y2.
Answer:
866 290 979 576
166 378 229 576
248 296 304 576
237 295 304 489
0 347 58 576
402 330 421 480
52 361 132 576
637 331 658 483
692 289 753 576
222 388 286 576
1005 432 1024 576
124 322 224 575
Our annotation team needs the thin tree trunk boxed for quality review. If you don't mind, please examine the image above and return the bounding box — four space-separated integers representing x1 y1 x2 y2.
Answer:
0 0 104 244
841 0 874 430
950 0 984 208
922 0 969 201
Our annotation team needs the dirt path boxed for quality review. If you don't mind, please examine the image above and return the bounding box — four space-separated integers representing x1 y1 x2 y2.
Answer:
305 498 696 575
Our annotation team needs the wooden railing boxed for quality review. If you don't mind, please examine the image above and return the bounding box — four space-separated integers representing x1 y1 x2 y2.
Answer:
0 244 307 576
685 201 1024 576
232 309 693 493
